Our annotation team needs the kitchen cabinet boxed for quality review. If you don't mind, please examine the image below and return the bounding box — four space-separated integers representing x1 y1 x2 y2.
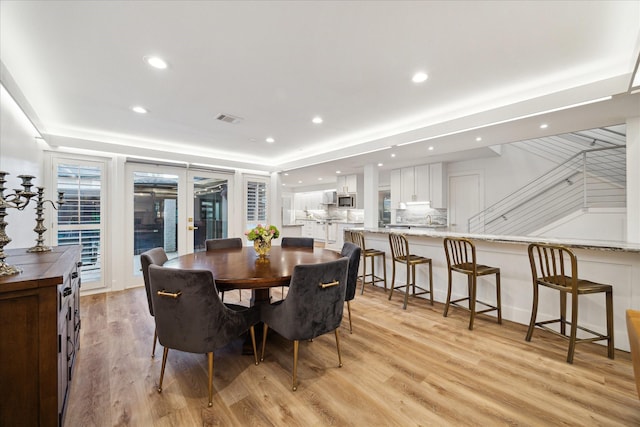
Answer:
429 162 446 208
294 192 324 211
390 169 401 209
0 245 82 427
301 220 315 238
336 174 357 194
314 221 326 242
401 165 429 202
391 163 445 206
325 222 363 252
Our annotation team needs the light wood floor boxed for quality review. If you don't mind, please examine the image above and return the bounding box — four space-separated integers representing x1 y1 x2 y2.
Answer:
66 284 639 426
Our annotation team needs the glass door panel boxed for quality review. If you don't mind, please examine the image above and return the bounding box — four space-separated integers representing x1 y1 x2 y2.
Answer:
132 171 179 276
190 172 230 252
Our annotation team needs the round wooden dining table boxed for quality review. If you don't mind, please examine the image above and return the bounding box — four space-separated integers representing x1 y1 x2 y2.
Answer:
163 245 342 305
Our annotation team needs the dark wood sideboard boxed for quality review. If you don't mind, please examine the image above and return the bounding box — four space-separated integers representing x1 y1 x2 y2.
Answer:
0 245 82 427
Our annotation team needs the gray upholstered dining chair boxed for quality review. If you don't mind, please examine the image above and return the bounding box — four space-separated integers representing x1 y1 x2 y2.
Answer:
260 257 349 391
341 242 361 334
281 237 314 248
148 264 259 407
277 237 315 300
205 237 243 251
206 237 243 301
140 247 169 358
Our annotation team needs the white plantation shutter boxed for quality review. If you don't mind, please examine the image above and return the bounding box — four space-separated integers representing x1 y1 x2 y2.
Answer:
246 179 267 223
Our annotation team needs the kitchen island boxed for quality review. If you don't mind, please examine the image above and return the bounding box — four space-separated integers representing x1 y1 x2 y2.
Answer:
349 227 640 352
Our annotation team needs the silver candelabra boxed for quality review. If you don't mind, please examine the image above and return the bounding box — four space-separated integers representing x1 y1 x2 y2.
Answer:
0 171 64 276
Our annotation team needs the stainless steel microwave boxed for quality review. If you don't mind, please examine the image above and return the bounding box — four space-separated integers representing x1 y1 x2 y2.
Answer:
337 194 355 208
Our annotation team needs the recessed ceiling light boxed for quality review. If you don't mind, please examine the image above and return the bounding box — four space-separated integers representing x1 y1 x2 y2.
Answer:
145 56 168 69
540 123 549 129
428 146 434 151
318 177 323 181
412 72 428 83
284 173 289 176
298 180 302 184
282 183 286 186
266 137 275 143
476 137 482 142
378 163 383 167
336 170 341 174
391 153 396 158
312 116 323 124
132 106 147 114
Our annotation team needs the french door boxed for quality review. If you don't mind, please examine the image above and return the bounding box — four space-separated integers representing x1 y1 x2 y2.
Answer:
187 170 233 252
125 163 233 287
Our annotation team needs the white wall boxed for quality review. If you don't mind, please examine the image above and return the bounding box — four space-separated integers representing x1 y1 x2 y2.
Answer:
446 143 557 207
534 208 627 242
0 86 45 249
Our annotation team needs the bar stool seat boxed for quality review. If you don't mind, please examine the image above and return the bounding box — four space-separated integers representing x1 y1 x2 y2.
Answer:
443 237 501 330
388 233 433 309
351 231 387 294
526 243 614 364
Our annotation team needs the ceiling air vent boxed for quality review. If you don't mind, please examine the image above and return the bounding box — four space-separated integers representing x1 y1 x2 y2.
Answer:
215 113 243 124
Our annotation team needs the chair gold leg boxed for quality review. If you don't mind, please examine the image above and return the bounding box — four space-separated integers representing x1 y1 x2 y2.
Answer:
567 294 579 364
152 327 157 358
443 271 452 317
158 347 169 393
260 323 269 362
207 352 214 407
292 340 299 391
334 329 343 368
402 262 410 310
347 301 353 333
388 261 396 301
468 275 476 330
249 325 258 365
361 256 367 295
606 290 614 359
525 283 539 341
428 260 434 305
496 272 502 324
382 253 387 291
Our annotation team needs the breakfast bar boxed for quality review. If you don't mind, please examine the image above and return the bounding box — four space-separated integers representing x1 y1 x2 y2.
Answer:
351 227 640 352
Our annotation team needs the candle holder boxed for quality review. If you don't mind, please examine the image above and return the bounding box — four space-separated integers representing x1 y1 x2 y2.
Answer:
0 171 37 276
27 187 65 253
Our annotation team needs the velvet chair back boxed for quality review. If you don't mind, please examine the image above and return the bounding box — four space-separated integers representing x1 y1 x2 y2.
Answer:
205 237 243 251
148 265 258 354
140 247 169 316
281 237 314 248
341 242 361 302
262 257 349 341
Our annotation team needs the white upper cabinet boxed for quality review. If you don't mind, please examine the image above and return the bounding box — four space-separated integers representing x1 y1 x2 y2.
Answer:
336 174 357 193
391 163 445 206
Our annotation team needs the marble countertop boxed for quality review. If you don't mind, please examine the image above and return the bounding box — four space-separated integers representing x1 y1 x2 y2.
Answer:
348 226 640 253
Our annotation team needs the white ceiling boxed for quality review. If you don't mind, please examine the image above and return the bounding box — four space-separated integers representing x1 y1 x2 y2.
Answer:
1 1 639 189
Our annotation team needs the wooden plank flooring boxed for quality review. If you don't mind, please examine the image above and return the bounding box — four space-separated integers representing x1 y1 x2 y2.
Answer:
66 285 639 426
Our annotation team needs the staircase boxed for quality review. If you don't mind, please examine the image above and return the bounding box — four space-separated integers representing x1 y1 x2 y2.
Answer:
468 145 626 236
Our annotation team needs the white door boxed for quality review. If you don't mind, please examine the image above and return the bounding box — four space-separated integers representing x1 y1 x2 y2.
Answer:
125 163 187 288
449 173 482 233
187 170 234 252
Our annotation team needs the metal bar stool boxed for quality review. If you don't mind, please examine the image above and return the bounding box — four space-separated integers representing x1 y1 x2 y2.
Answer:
351 231 387 294
526 243 614 363
388 233 432 310
443 237 501 330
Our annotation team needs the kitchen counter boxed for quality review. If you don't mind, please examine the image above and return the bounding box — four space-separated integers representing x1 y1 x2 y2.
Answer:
354 226 640 253
386 223 447 230
353 227 640 352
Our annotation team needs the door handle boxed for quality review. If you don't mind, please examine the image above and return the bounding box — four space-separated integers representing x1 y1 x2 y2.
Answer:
188 226 199 230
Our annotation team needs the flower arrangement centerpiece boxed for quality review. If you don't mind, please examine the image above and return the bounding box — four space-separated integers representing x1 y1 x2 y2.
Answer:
245 224 280 258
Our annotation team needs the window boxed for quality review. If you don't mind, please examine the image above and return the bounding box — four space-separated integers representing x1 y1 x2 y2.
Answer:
246 179 268 223
56 161 105 287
